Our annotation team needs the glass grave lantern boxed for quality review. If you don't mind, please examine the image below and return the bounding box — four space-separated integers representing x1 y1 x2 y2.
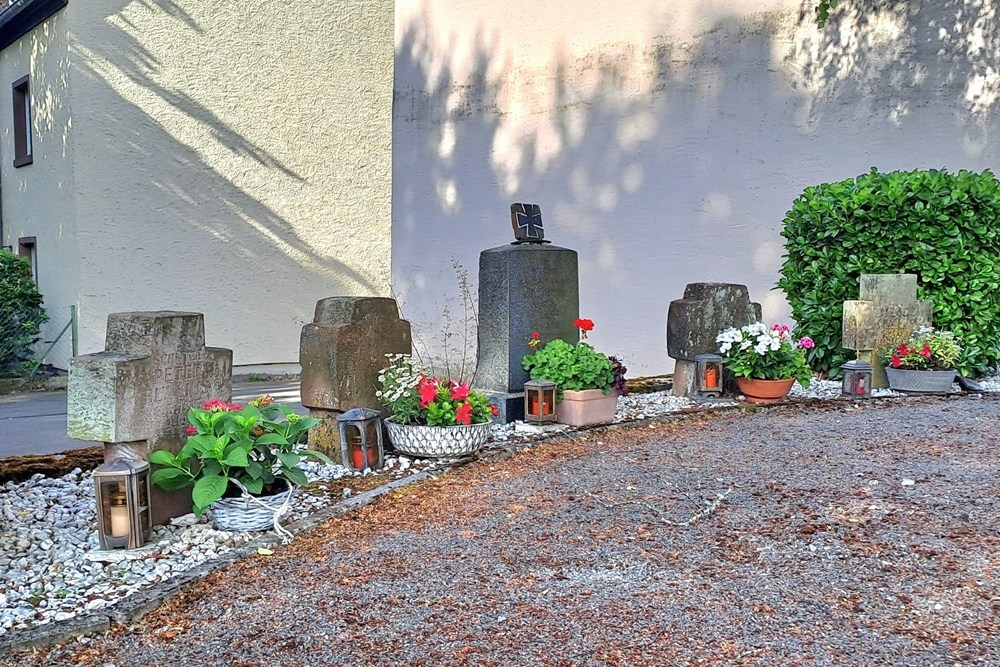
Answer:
841 359 873 398
337 407 384 472
694 354 724 398
93 458 151 550
524 379 557 423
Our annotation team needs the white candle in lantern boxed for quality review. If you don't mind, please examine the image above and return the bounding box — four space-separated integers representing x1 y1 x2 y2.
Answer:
109 504 129 538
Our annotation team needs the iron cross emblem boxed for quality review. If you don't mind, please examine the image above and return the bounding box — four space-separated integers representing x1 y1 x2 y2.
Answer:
510 203 547 243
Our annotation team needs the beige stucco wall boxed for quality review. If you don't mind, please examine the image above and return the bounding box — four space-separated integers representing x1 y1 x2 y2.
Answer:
59 0 393 367
393 0 1000 376
0 9 78 367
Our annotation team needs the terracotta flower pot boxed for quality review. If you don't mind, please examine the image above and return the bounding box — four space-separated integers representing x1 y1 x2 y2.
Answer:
735 377 795 405
556 389 618 427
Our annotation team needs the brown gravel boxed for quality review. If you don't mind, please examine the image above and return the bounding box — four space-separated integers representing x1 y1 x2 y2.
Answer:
9 397 1000 666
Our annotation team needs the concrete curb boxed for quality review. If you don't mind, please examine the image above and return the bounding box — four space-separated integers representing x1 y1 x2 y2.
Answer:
0 376 67 396
2 389 993 652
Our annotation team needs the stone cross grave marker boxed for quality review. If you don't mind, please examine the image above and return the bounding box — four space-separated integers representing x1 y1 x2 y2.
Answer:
299 296 411 454
68 312 232 524
842 274 933 389
667 283 761 398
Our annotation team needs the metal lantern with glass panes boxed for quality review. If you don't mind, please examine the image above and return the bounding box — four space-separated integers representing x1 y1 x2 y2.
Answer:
694 353 724 398
524 379 557 423
337 407 384 471
841 359 873 398
93 458 151 550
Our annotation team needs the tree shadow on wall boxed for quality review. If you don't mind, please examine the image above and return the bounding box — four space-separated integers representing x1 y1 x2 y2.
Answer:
392 0 1000 374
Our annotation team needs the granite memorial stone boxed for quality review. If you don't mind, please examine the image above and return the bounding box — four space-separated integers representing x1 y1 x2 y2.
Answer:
667 283 761 397
842 274 933 388
299 296 411 453
68 311 232 524
476 206 578 422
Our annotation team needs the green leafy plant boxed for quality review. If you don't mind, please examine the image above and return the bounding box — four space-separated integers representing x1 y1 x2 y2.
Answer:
778 168 1000 378
377 353 497 427
521 319 620 396
0 250 48 377
150 396 332 516
716 323 814 387
883 327 962 371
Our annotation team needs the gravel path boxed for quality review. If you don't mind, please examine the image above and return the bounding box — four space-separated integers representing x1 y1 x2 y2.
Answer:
11 397 999 666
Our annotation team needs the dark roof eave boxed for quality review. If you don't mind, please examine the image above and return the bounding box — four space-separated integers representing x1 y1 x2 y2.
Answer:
0 0 68 53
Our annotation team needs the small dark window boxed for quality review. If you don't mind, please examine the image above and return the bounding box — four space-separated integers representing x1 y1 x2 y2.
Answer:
12 74 32 167
18 236 36 282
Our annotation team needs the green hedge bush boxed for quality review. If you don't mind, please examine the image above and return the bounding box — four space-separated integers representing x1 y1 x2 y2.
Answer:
0 250 48 376
777 168 1000 378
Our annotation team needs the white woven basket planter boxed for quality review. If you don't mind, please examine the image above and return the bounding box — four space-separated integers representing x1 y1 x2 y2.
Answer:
385 420 492 458
210 486 296 532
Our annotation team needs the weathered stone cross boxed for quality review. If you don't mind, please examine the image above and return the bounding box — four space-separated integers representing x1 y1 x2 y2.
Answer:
842 274 933 389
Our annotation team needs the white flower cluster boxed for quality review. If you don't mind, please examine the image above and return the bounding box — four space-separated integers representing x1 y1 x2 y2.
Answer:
716 322 783 357
375 353 423 405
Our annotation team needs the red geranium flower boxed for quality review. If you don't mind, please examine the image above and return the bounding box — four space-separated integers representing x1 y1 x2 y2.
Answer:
450 383 470 401
185 426 198 435
455 401 473 425
532 332 540 339
573 318 595 332
418 376 439 408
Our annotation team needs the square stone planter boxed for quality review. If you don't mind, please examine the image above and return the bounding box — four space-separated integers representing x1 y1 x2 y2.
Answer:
556 389 618 427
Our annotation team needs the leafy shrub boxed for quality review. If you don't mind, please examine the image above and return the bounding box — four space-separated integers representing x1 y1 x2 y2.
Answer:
778 168 1000 377
0 250 48 376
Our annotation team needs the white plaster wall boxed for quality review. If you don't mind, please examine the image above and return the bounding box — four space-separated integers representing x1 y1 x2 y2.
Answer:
66 0 394 366
393 0 1000 376
0 9 78 367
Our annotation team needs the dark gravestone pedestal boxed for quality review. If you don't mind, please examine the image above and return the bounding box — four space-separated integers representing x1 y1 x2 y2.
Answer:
68 312 232 524
299 297 411 454
475 244 579 422
667 283 761 397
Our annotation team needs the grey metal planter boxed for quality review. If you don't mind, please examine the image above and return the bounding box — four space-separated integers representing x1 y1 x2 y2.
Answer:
885 368 956 394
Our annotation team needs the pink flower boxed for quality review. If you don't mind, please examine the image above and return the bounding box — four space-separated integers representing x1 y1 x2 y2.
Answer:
797 336 815 349
185 426 197 435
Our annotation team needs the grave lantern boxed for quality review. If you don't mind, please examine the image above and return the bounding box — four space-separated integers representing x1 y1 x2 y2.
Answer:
93 458 151 550
841 359 873 398
694 354 724 398
524 379 557 423
337 408 384 471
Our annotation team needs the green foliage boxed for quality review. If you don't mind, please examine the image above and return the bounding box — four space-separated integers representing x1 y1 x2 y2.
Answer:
778 168 1000 378
815 0 840 27
522 339 616 395
149 397 330 516
0 250 48 376
883 327 962 371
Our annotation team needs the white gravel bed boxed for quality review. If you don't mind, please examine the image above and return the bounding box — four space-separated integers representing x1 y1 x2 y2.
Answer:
0 456 439 638
3 374 995 640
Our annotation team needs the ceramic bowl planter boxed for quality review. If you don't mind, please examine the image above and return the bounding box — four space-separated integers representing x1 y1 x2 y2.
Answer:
384 419 492 458
735 377 795 405
556 389 618 427
886 368 956 394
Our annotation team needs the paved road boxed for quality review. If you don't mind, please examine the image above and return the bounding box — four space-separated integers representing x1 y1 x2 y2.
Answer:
0 381 306 459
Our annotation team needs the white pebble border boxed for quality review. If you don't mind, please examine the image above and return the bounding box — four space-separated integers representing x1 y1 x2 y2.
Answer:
2 378 994 639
